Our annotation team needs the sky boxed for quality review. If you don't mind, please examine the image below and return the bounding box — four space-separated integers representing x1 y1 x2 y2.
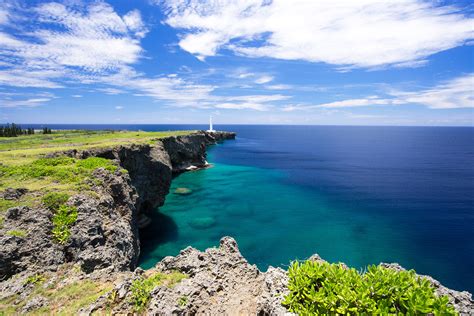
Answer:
0 0 473 126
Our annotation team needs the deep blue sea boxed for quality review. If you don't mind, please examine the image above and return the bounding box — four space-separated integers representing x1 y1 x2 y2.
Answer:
31 124 474 292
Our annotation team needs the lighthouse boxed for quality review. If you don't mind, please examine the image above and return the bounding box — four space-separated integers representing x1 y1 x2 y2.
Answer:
207 115 215 132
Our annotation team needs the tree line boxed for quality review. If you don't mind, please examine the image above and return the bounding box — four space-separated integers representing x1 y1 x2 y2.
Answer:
0 123 52 137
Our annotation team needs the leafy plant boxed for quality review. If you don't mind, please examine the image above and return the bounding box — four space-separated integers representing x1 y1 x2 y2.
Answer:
282 260 456 315
76 157 117 173
178 295 188 307
51 205 78 244
6 229 27 238
129 272 187 312
24 273 45 285
42 192 70 211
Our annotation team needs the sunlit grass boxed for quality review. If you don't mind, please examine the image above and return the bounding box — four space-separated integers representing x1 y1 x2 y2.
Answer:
0 130 195 165
0 129 194 219
0 268 113 315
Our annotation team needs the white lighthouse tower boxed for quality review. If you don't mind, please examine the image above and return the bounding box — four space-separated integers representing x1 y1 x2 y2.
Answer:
207 115 215 132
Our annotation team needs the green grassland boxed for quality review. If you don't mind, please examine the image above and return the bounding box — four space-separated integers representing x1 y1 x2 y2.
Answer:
0 130 194 232
0 265 114 315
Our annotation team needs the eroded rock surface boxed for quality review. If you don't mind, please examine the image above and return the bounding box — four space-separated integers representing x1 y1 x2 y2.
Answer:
82 237 289 315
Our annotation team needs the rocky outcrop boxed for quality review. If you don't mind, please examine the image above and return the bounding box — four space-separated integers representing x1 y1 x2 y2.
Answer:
0 237 472 315
0 206 64 280
0 131 235 280
80 236 289 315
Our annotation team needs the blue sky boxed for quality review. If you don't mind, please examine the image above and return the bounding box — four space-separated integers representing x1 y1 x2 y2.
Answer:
0 0 473 125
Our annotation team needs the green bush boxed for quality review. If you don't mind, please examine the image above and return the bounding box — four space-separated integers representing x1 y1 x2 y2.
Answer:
282 261 456 315
178 296 188 307
129 272 187 312
42 192 70 211
76 157 117 172
1 156 117 185
51 205 78 244
24 274 45 285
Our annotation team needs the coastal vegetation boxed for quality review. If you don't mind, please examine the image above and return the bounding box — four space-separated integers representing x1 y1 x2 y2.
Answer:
0 130 194 232
51 205 78 244
129 271 187 312
0 266 112 315
283 260 456 315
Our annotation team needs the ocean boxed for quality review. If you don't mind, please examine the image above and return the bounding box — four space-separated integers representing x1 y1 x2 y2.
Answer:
31 124 474 292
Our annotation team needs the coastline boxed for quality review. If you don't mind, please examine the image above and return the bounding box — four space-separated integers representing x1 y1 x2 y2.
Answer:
0 130 472 314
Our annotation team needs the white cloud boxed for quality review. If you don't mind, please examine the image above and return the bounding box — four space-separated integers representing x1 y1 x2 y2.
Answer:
123 10 148 38
0 2 290 112
162 0 474 68
0 2 146 89
283 74 474 111
265 84 292 90
215 102 270 111
238 72 254 79
97 87 124 95
0 92 55 108
0 5 9 25
225 94 289 103
115 105 124 110
255 75 274 84
392 74 474 109
72 94 82 98
0 70 63 88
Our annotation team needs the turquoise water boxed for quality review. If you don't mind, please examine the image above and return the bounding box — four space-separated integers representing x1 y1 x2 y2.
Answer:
129 125 473 293
140 148 407 273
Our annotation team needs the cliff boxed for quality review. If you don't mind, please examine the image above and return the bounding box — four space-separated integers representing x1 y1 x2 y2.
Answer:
0 131 235 279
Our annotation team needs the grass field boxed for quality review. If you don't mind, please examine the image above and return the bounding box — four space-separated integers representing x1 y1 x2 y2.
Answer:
0 130 194 216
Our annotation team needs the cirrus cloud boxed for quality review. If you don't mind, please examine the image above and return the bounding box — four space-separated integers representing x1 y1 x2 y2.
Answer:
283 74 474 111
162 0 474 69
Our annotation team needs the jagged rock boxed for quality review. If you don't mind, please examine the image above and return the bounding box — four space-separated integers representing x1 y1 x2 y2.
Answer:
145 237 287 315
1 188 28 200
21 295 48 313
0 206 64 280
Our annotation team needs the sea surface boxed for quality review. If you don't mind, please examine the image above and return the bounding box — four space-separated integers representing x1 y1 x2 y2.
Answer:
34 125 474 292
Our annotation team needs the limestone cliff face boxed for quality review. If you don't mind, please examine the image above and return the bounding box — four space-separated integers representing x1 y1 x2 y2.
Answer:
0 131 236 280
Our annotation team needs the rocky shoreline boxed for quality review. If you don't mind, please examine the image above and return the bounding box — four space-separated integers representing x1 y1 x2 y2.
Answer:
1 130 473 315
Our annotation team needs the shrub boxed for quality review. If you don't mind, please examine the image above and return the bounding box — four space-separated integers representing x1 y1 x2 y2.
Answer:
51 205 78 244
282 261 456 315
24 274 45 285
178 296 188 307
42 192 70 211
76 157 117 172
129 272 187 312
